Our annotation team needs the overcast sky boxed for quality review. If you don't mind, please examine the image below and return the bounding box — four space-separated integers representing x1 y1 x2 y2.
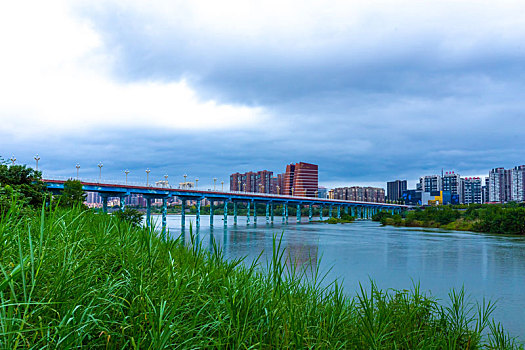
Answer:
1 0 525 189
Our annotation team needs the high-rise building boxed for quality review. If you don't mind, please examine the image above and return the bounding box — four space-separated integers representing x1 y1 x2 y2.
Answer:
387 180 407 202
317 187 327 198
230 170 274 193
489 167 512 203
419 175 442 192
332 186 385 203
443 172 462 202
482 177 489 204
281 162 318 197
511 165 525 202
462 177 482 204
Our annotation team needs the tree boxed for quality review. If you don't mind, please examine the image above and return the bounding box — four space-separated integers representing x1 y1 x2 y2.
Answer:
0 159 48 212
58 179 86 207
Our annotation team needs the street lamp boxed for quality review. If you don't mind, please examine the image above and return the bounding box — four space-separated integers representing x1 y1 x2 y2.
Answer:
98 162 103 182
146 169 151 186
164 174 168 187
195 178 199 189
237 179 241 192
221 181 224 192
124 169 130 185
75 163 80 179
213 178 217 191
34 154 40 171
183 174 187 189
10 155 16 166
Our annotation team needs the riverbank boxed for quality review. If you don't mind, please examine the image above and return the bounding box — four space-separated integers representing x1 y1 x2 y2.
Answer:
373 204 525 235
0 206 520 348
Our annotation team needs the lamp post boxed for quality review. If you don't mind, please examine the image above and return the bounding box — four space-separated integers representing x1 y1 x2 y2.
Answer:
195 178 199 189
75 163 80 179
183 174 187 189
98 162 103 182
124 169 130 185
221 181 224 192
213 178 217 191
10 155 16 166
237 179 241 192
146 169 151 186
34 154 40 171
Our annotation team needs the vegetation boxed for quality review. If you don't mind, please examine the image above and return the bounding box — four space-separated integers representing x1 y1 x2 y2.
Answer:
0 203 521 348
57 179 87 208
114 207 145 227
0 158 48 214
323 213 356 224
373 205 525 235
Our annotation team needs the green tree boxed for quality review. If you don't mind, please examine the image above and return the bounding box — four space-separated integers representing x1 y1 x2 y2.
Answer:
114 208 144 227
58 179 86 208
0 158 48 212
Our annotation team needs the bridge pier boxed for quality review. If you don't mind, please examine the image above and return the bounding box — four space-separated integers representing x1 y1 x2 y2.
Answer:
210 200 214 227
297 204 301 223
285 203 289 223
253 200 257 224
196 199 201 228
102 196 108 214
247 201 251 225
146 198 151 227
265 203 269 223
270 203 274 223
282 204 286 223
309 204 313 222
337 205 341 219
223 201 228 226
233 202 237 225
161 198 167 241
320 205 323 221
351 206 355 217
181 199 186 230
119 195 126 211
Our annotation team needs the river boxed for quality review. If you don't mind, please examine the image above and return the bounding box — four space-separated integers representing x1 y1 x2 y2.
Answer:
153 214 525 340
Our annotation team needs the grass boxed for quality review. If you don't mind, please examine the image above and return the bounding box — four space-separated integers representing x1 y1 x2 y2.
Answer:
0 204 523 348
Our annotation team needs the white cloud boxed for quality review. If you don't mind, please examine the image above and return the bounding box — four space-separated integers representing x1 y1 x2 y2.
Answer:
0 0 266 138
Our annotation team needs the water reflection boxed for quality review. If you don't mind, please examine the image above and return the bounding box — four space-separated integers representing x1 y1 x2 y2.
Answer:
154 214 525 340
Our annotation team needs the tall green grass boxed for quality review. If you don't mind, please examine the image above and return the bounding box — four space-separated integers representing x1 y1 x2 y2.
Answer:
0 205 522 348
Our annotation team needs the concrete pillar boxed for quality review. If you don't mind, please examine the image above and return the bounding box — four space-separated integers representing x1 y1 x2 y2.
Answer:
253 200 257 224
309 204 313 222
270 203 274 223
320 205 323 220
161 198 167 241
337 205 341 219
296 204 301 223
223 201 228 226
210 200 214 227
233 202 237 225
180 199 185 230
119 196 126 211
351 206 355 217
285 203 288 223
196 199 201 228
146 198 151 227
247 201 251 224
266 203 269 222
102 196 108 214
282 204 286 223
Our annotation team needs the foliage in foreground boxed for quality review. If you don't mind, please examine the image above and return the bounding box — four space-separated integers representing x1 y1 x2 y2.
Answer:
373 205 525 235
0 206 522 349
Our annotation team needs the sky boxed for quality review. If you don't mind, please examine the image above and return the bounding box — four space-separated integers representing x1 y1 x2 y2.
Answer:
1 0 525 189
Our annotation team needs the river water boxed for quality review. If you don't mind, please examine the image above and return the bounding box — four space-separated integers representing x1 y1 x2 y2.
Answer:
153 214 525 340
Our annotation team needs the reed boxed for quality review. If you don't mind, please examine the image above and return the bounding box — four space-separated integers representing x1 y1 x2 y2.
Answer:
0 205 522 348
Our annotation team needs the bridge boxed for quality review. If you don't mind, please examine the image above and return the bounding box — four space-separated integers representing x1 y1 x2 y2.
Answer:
44 179 409 237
